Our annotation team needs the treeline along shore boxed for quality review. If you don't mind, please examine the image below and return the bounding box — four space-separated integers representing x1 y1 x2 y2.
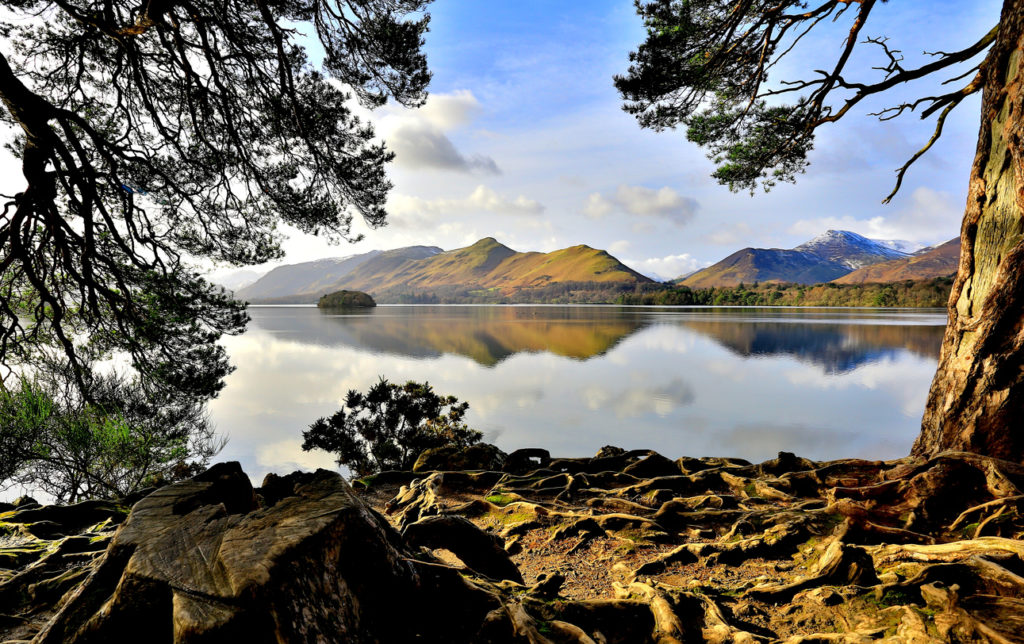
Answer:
617 277 954 308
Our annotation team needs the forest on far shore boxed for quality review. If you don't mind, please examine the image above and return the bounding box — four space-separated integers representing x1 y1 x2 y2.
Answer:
616 276 954 307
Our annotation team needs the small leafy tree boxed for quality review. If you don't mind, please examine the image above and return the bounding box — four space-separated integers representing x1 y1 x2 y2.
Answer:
302 378 482 476
0 361 222 502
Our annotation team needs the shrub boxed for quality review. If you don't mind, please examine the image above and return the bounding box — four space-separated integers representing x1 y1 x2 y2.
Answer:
302 378 482 476
1 366 223 502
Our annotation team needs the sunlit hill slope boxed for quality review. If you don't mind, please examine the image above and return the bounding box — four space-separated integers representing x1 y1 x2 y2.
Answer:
238 237 653 304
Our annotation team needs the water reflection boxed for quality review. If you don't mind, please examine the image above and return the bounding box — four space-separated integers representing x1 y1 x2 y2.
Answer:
254 306 644 365
675 316 943 374
213 305 947 482
249 305 944 374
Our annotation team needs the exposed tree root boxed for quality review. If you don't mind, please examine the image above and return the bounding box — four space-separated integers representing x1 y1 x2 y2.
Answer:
370 448 1024 642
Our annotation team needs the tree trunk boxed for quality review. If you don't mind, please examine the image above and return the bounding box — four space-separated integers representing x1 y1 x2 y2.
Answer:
914 0 1024 462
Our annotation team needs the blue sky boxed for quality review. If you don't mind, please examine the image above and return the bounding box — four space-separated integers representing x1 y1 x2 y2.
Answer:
250 2 1003 278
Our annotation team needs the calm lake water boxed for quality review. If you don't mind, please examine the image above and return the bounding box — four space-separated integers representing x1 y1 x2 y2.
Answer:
211 305 947 481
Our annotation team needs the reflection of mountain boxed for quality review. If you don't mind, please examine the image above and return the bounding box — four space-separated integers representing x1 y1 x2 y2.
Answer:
247 306 945 372
249 306 646 366
676 318 944 374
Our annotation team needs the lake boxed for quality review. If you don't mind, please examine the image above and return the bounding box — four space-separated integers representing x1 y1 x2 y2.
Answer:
211 305 947 482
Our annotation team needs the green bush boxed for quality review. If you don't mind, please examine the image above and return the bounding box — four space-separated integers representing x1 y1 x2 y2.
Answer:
301 378 482 476
1 367 222 502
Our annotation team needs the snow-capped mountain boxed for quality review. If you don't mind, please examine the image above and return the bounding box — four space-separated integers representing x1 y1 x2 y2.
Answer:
795 230 910 270
680 230 918 287
872 238 924 254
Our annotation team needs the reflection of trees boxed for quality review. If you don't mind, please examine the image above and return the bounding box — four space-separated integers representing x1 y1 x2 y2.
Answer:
246 306 946 372
676 319 944 374
250 306 647 366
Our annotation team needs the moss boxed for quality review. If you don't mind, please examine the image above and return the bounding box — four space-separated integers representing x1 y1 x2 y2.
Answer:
485 509 535 527
860 588 919 611
486 494 516 507
961 522 980 538
354 474 378 489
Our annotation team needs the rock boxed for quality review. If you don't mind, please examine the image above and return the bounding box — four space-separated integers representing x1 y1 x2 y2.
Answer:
403 515 524 584
413 443 507 473
503 448 550 473
34 462 499 644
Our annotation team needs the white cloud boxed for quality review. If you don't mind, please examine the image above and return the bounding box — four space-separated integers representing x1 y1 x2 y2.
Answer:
387 125 500 174
788 187 962 244
377 90 499 174
389 185 545 228
581 378 695 418
583 185 698 226
624 253 707 281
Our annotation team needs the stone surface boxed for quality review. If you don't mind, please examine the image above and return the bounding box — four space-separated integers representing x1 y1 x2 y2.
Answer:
6 450 1024 643
32 463 498 643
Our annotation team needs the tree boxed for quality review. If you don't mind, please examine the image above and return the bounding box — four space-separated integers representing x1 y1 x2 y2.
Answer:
301 378 482 476
617 0 1023 462
0 1 431 404
1 358 222 502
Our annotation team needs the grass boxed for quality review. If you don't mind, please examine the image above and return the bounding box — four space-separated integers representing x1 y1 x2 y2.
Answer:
961 521 980 538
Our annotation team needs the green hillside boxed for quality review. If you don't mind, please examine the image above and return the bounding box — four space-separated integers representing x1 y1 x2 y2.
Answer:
833 238 959 284
322 238 652 303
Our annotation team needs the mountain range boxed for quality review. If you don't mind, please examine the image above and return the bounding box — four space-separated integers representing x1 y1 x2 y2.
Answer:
679 230 957 288
234 237 651 304
833 237 960 284
218 230 961 304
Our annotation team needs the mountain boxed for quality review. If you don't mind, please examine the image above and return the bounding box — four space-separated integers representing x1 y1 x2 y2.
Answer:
238 238 651 303
795 230 909 269
236 246 442 302
679 230 910 288
209 268 266 291
832 237 960 284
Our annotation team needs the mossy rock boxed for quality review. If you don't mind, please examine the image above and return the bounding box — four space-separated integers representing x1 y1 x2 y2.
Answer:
317 290 376 308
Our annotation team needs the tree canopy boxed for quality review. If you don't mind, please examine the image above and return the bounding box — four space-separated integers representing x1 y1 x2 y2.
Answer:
302 378 481 476
0 0 431 402
615 0 994 199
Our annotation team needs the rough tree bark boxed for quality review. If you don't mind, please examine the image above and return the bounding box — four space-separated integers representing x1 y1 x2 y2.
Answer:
914 0 1024 462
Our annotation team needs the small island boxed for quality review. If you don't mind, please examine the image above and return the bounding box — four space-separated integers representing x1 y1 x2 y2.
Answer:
317 290 376 308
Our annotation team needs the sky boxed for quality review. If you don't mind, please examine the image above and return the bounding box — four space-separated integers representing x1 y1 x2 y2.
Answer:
250 0 1000 281
1 1 1002 283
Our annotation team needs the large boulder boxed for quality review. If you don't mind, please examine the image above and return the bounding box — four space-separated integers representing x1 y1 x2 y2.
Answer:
34 462 498 643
